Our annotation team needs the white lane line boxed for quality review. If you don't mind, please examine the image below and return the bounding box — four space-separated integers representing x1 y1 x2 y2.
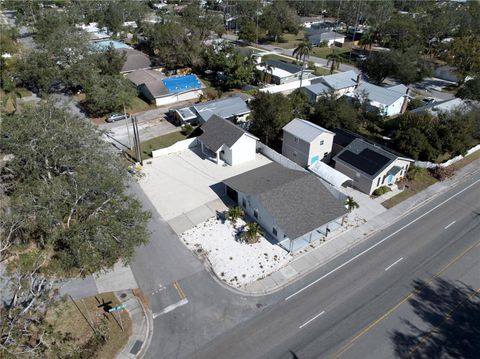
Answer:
299 310 325 329
152 298 189 319
385 257 404 271
444 221 456 230
285 177 480 301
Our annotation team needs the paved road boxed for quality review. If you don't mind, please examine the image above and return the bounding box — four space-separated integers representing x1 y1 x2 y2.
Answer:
191 174 480 359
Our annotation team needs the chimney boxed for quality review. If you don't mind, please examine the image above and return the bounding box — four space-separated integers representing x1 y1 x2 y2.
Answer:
400 87 410 114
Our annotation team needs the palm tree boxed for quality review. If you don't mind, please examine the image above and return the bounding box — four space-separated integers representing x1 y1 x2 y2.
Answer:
227 206 244 226
345 196 359 212
2 85 23 114
293 40 312 88
326 50 341 74
258 62 274 84
243 222 262 243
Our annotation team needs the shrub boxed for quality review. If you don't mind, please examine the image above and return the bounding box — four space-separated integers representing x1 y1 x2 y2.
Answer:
181 124 193 136
429 166 455 181
372 186 391 196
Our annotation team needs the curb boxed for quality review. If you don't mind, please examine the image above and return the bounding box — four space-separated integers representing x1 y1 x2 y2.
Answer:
135 290 153 359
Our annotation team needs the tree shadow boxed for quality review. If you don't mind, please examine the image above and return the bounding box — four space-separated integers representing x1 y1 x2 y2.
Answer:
390 277 480 358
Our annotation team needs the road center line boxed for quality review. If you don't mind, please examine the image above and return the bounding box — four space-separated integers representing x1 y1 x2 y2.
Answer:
299 310 325 329
285 177 480 301
444 221 456 230
385 257 404 271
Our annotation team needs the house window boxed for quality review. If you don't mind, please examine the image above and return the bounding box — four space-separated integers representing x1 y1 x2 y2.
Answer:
242 198 247 207
272 227 277 236
323 152 328 158
377 177 381 186
254 209 258 219
294 137 299 143
320 140 324 145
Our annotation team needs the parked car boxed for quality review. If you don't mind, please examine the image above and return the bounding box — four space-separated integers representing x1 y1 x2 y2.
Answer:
422 97 435 105
106 113 128 123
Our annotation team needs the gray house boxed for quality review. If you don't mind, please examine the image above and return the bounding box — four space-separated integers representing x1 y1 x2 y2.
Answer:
282 119 335 167
198 115 258 166
333 139 413 195
223 162 348 251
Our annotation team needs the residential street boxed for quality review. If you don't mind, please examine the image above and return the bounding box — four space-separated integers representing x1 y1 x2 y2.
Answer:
130 165 480 359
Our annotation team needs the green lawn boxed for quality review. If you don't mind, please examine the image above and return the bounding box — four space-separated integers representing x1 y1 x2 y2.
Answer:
313 66 332 76
452 149 480 170
127 96 156 114
311 46 351 59
382 168 438 209
264 30 306 49
129 131 187 161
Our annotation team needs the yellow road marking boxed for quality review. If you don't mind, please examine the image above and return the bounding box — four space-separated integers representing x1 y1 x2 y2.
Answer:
330 239 480 359
403 286 480 358
173 281 186 300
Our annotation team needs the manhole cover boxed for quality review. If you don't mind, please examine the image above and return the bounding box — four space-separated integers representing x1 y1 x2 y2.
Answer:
130 340 143 355
120 293 127 299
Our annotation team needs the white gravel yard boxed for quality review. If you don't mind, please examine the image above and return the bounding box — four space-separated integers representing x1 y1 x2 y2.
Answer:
180 217 292 287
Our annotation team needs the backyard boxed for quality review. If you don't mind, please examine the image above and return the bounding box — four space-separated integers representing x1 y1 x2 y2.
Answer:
311 46 351 59
262 30 306 49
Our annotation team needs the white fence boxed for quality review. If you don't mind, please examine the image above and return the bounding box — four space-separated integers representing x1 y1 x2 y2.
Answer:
259 76 322 95
414 144 480 169
151 137 198 158
256 142 307 172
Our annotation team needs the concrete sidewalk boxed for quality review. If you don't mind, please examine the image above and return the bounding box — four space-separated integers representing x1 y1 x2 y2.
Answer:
238 159 480 295
116 290 153 359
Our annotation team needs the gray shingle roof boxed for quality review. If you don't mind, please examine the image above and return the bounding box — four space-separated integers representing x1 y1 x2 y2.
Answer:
194 96 251 123
283 119 333 143
119 49 152 73
223 162 348 239
265 60 303 75
197 115 256 152
303 81 332 96
126 68 169 97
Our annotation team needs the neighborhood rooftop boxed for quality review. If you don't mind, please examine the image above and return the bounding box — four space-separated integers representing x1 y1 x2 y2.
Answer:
303 81 331 96
223 162 348 239
265 59 304 75
194 96 250 123
317 70 358 90
353 82 408 107
198 115 255 152
335 139 411 178
283 118 333 143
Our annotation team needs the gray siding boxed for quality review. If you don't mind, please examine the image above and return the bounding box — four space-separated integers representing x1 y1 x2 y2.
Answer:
282 132 310 168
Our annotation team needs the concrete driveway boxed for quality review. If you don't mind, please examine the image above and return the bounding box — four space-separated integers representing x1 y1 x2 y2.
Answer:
138 147 271 234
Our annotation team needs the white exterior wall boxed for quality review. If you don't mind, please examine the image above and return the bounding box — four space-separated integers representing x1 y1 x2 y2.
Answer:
229 134 257 166
219 144 233 165
154 89 203 107
369 159 411 194
308 132 335 164
237 192 287 242
334 86 356 97
327 37 345 47
384 96 405 117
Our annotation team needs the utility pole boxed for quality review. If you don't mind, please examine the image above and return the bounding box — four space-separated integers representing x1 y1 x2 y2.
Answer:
123 104 132 150
256 1 259 44
131 115 143 166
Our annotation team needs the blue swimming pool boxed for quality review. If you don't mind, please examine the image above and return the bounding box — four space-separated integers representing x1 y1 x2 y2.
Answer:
162 74 202 93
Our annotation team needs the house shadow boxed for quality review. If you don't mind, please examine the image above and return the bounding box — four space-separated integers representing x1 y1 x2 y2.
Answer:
390 277 480 358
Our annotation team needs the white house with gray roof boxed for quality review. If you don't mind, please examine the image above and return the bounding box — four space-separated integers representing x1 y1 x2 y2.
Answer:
333 139 413 195
197 115 258 166
223 162 348 251
347 82 409 117
256 59 313 85
302 70 358 102
175 96 251 125
282 119 335 167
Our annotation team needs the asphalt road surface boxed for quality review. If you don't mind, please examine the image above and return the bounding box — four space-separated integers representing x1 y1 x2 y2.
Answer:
189 175 480 359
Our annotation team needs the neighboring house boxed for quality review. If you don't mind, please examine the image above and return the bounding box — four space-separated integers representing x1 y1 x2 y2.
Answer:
302 70 358 102
127 69 203 106
282 119 335 167
410 97 479 116
76 22 111 41
175 96 251 125
223 162 348 251
331 128 363 157
333 139 413 195
91 40 152 73
308 31 345 47
197 115 258 166
256 60 313 85
347 82 409 117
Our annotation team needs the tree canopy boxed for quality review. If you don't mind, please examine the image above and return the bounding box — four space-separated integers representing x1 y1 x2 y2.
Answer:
0 103 151 275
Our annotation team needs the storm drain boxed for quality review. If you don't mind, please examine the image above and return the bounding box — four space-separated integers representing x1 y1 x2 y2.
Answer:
130 340 143 355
